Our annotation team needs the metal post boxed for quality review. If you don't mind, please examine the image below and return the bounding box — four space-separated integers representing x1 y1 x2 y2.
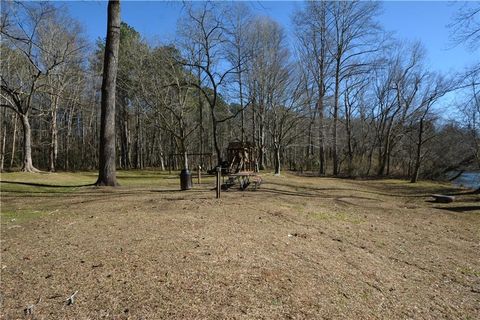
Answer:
197 165 201 184
216 166 221 199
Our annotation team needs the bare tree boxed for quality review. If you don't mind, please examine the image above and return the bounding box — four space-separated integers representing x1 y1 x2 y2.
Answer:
224 3 252 144
178 3 247 166
409 73 452 183
373 42 424 176
269 72 305 176
458 73 480 172
294 0 333 175
248 18 301 175
449 3 480 51
39 11 86 172
0 107 7 172
245 17 285 170
343 75 369 175
1 2 78 172
328 0 382 175
140 46 198 171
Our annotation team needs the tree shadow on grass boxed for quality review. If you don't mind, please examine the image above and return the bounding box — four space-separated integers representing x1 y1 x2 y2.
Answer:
265 180 428 198
118 175 179 180
1 180 95 188
148 188 210 194
258 188 384 209
282 174 469 198
258 187 320 198
1 182 213 199
433 206 480 213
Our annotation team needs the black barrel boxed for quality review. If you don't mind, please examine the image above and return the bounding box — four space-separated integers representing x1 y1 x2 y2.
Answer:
180 169 192 190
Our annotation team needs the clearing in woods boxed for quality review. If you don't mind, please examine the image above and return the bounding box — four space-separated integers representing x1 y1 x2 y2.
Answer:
1 171 479 319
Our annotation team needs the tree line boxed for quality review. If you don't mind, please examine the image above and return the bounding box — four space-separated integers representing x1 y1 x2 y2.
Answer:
1 1 479 184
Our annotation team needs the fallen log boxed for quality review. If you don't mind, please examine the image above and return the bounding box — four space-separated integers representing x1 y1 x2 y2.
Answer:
431 194 455 203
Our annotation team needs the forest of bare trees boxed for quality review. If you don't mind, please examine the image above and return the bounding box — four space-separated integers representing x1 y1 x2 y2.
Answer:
1 1 479 183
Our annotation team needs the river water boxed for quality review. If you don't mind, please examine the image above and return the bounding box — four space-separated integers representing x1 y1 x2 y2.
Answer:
452 172 480 190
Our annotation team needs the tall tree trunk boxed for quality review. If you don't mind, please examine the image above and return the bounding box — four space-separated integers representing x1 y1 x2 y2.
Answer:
378 145 387 176
96 0 120 186
345 96 354 176
197 61 204 167
120 103 130 169
332 58 341 176
155 120 165 170
49 96 59 172
318 98 326 175
366 141 375 176
159 152 165 170
274 144 281 175
212 114 222 166
135 108 141 169
65 105 74 171
238 66 245 144
252 98 257 171
316 3 328 176
378 123 393 176
199 98 204 166
20 114 39 172
347 127 354 176
0 109 6 172
306 115 314 171
410 118 424 183
183 151 189 170
386 143 393 176
9 113 17 169
259 112 265 170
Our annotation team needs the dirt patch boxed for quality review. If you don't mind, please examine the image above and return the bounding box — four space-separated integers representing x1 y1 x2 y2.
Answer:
1 172 479 319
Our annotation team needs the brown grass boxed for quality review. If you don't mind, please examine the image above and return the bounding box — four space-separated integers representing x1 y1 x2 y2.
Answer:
1 171 479 319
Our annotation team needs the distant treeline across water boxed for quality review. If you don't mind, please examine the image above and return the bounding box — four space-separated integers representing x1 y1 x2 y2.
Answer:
452 172 480 190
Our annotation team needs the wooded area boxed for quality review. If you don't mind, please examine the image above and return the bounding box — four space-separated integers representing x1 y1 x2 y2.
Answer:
1 1 479 183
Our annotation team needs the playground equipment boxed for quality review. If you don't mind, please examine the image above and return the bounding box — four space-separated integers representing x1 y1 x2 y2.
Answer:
218 141 262 191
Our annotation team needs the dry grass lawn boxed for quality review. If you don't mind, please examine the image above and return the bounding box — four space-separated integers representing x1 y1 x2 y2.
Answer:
1 170 479 319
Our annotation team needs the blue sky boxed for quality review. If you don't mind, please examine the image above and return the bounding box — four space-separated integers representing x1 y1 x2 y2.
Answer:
64 1 478 74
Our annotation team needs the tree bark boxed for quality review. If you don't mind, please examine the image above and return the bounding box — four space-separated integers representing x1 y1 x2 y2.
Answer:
237 52 245 144
9 113 17 169
183 151 189 170
96 0 120 186
332 58 341 176
49 96 59 172
211 111 222 166
135 107 141 169
274 145 281 175
378 121 393 176
410 118 424 183
197 63 204 168
65 104 74 170
0 109 6 172
306 114 314 171
259 112 266 170
252 98 257 171
120 103 130 169
318 97 326 175
20 114 39 172
344 92 354 176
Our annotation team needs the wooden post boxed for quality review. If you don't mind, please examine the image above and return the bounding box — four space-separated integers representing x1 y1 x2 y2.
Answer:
216 166 221 199
197 165 201 184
